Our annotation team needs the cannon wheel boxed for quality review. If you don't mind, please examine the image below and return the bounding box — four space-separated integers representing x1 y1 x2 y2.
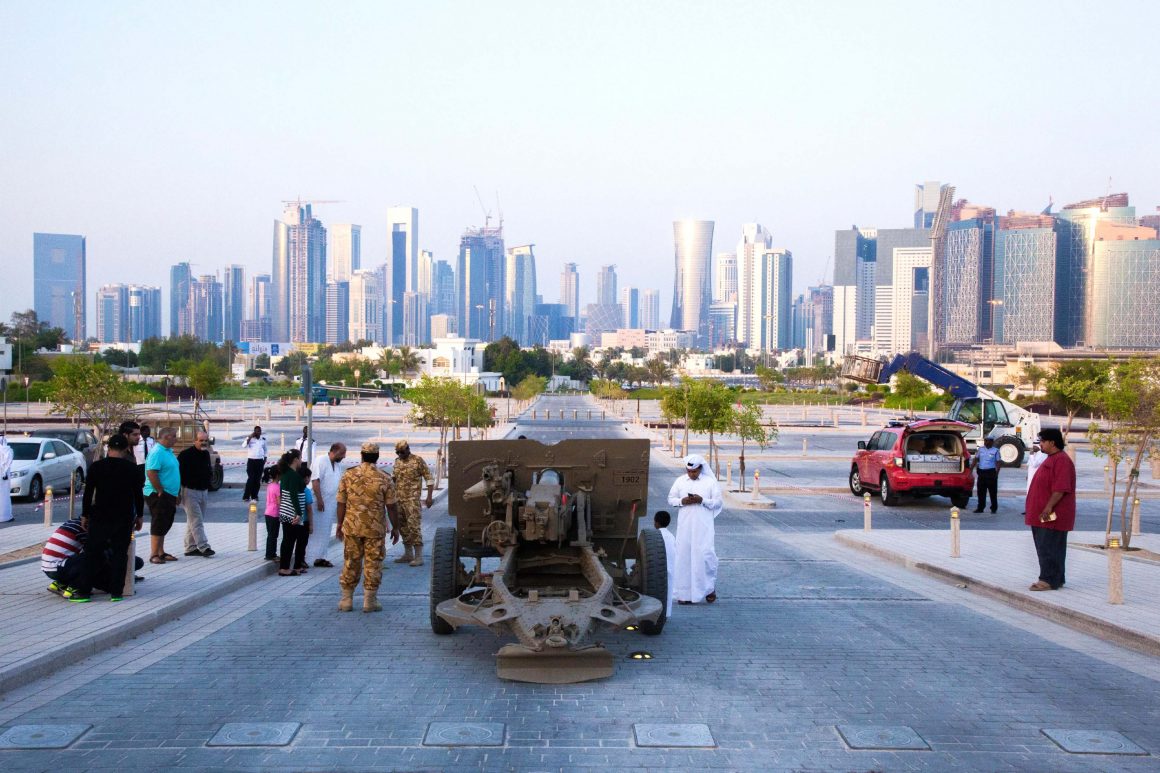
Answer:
430 526 460 635
637 528 668 636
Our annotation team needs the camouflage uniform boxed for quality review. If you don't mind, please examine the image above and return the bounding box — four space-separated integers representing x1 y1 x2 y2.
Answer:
336 461 396 592
392 452 433 549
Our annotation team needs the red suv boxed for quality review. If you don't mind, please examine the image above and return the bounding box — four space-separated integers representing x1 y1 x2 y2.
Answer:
849 419 974 507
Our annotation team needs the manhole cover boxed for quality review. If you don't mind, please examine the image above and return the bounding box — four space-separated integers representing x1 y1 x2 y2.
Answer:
0 724 91 749
836 725 930 750
633 723 716 748
423 722 505 747
1041 729 1148 755
207 722 300 747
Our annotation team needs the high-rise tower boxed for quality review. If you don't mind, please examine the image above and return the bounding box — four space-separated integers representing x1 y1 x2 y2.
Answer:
596 265 618 307
34 233 86 342
329 224 361 282
457 225 505 341
223 264 246 343
671 220 715 345
560 263 580 320
505 245 537 343
387 207 418 344
169 262 192 338
272 202 327 343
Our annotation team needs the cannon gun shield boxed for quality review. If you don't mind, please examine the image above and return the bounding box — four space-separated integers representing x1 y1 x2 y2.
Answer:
433 438 666 683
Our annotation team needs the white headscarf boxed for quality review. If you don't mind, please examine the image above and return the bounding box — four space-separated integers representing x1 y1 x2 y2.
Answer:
683 453 717 481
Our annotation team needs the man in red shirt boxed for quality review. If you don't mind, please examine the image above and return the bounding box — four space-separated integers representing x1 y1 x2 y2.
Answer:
1024 428 1076 591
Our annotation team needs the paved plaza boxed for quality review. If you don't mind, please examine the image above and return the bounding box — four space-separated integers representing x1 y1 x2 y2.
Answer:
1 395 1159 770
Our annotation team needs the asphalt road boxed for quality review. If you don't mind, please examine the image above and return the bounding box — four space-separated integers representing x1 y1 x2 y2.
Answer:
3 394 1159 769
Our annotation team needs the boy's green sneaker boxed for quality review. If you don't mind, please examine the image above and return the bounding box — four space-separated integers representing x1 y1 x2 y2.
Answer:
109 596 123 602
62 586 79 599
47 581 64 595
67 595 91 603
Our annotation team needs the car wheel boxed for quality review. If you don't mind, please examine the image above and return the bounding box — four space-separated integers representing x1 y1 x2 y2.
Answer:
72 468 85 490
995 437 1025 469
879 474 899 506
952 493 971 509
848 467 864 496
28 475 44 502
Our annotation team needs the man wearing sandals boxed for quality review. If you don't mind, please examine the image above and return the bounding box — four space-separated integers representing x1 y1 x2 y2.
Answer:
668 454 723 605
144 426 181 565
1025 428 1076 591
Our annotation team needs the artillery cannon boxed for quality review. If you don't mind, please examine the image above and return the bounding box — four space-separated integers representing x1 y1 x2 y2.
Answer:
431 438 667 683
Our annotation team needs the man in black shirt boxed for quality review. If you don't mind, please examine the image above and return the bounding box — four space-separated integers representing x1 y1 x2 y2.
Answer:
69 434 143 602
178 431 215 557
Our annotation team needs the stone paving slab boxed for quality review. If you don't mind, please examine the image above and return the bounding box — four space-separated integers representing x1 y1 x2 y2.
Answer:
836 528 1160 656
0 523 277 694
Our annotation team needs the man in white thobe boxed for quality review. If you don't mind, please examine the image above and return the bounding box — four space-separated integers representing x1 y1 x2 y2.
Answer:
1023 442 1045 514
667 454 723 605
0 434 13 523
308 443 347 567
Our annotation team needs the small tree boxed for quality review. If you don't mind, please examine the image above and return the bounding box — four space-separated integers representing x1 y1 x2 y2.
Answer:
646 357 673 386
175 358 226 415
1022 363 1049 396
1087 358 1160 548
46 358 139 449
731 402 774 492
511 374 547 403
892 371 932 401
1046 359 1109 441
755 365 783 392
589 378 626 400
685 380 736 473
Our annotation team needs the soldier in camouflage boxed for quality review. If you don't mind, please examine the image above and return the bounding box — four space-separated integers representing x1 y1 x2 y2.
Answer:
335 442 399 612
391 440 435 567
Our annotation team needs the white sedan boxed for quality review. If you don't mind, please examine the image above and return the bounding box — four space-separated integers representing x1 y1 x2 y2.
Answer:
7 437 87 501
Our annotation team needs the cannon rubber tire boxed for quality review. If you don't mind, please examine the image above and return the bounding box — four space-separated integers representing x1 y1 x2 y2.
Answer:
637 528 668 636
996 436 1025 469
430 526 460 635
209 463 224 492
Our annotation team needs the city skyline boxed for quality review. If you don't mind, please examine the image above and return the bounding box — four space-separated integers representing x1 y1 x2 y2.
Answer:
4 3 1157 332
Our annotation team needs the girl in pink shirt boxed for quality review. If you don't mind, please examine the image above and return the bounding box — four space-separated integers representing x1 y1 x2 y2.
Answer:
263 464 282 561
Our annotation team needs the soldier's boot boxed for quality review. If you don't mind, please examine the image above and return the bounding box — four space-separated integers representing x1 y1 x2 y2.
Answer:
362 589 382 613
338 587 354 613
393 545 414 564
409 549 424 567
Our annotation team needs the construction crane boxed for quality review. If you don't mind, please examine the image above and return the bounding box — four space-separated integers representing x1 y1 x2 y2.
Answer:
473 186 493 229
280 198 345 208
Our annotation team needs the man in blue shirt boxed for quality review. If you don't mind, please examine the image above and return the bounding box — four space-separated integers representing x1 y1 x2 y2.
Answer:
971 436 1001 513
144 426 182 563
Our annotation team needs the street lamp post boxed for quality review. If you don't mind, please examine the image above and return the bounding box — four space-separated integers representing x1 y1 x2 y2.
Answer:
354 368 361 405
498 376 508 423
23 375 29 418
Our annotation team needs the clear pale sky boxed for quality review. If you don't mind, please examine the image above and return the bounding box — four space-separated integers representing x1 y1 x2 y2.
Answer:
2 1 1158 331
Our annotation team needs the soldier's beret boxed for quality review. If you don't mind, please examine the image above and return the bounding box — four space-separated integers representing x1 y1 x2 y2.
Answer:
395 440 409 452
361 441 379 454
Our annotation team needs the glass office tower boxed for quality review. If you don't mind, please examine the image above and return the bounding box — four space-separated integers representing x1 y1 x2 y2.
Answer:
671 220 715 345
34 233 86 341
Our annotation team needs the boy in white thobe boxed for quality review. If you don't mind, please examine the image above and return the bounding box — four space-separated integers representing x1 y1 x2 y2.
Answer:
667 454 723 604
654 511 677 617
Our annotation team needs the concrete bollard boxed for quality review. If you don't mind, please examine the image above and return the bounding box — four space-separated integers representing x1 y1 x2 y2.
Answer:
587 410 591 419
950 507 961 557
560 410 565 420
280 433 286 451
602 410 606 420
1103 465 1110 491
265 404 272 421
350 412 355 425
752 469 761 501
69 474 76 521
802 437 808 456
247 502 258 551
833 410 839 428
1132 498 1142 536
861 405 866 427
863 493 872 531
532 409 537 420
573 409 578 420
327 403 332 418
44 487 54 527
726 460 732 487
1107 537 1124 604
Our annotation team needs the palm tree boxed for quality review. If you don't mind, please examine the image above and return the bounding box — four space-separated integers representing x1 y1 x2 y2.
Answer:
646 357 672 386
397 346 421 380
378 348 399 381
